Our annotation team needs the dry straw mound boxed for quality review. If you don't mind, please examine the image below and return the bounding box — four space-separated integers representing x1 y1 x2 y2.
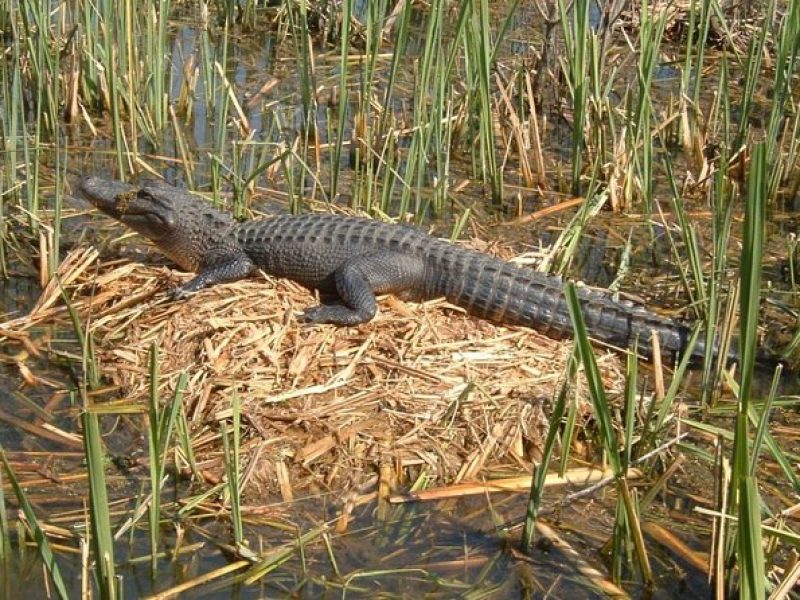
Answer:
12 247 627 499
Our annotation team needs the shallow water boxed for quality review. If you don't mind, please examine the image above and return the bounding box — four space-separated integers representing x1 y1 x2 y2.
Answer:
2 1 799 597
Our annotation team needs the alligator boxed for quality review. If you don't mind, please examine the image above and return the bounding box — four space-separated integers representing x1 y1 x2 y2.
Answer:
78 176 722 364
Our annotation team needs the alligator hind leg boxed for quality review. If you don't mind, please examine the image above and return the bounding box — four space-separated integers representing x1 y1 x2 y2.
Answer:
300 252 426 326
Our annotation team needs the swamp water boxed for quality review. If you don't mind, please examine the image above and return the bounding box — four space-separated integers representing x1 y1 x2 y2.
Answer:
1 1 799 598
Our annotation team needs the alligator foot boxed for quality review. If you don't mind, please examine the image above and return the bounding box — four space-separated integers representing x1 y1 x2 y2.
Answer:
299 303 376 326
168 285 198 301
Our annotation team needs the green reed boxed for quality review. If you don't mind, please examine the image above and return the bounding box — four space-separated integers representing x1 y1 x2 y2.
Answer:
289 1 317 137
733 3 772 152
221 392 243 547
0 448 70 599
170 104 196 188
348 0 386 211
11 0 57 233
728 141 767 598
564 282 651 583
558 363 581 475
609 349 643 583
213 0 236 27
146 345 182 567
638 323 701 454
557 0 591 196
398 0 446 217
239 0 257 31
664 159 706 292
144 0 171 132
764 0 800 201
208 31 232 202
63 281 117 597
0 1 8 34
540 188 607 275
100 0 131 176
783 111 800 204
0 33 18 274
241 525 327 583
378 0 412 142
82 410 117 600
175 399 198 479
680 0 711 153
0 467 8 561
750 367 781 477
330 0 353 200
78 0 179 174
465 0 502 205
61 283 101 389
365 0 405 213
630 0 666 214
700 58 737 398
520 349 578 552
297 6 317 203
19 0 61 136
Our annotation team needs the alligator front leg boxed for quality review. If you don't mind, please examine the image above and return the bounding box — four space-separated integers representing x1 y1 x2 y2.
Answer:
171 255 256 299
300 252 426 326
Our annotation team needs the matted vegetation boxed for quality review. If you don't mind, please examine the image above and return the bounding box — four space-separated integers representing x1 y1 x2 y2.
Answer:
7 242 629 496
1 0 799 597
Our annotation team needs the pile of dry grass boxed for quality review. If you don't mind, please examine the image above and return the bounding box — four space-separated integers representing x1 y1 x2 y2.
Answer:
7 246 628 500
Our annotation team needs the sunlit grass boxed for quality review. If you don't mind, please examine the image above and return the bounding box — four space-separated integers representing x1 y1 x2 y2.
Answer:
557 0 591 196
520 348 577 552
730 141 767 598
1 0 799 596
82 411 117 599
145 345 182 568
0 448 70 599
564 282 652 583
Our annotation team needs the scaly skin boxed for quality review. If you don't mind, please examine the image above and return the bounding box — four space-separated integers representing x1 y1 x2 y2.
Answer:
78 176 719 363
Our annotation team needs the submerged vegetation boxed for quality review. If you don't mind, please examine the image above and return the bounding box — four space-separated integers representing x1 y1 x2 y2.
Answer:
0 0 799 597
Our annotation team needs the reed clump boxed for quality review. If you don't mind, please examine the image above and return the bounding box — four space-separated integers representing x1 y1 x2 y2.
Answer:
18 243 625 498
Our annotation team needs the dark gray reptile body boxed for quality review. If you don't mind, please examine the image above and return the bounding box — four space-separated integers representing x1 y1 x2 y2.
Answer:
78 176 713 363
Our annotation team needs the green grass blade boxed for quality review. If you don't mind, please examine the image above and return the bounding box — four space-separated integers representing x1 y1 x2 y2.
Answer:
565 282 652 581
0 446 70 600
82 411 117 600
738 475 766 599
731 141 767 598
563 282 620 473
520 349 578 552
0 467 8 561
222 392 243 546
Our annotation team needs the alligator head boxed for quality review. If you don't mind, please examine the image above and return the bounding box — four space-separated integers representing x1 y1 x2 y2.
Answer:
78 176 236 272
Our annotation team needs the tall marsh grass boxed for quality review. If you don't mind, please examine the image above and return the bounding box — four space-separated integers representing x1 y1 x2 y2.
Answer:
0 0 798 596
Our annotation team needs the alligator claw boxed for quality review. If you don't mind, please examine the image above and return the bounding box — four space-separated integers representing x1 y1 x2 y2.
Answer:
298 306 326 324
168 286 193 301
